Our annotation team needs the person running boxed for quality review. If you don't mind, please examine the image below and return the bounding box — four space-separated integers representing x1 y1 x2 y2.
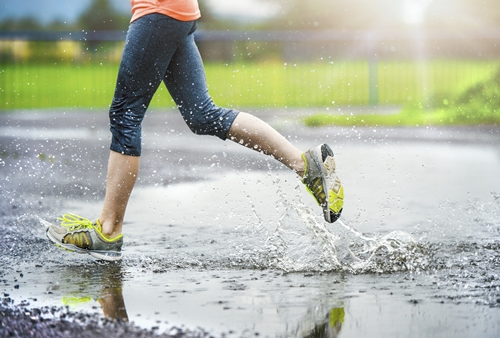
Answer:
46 0 344 261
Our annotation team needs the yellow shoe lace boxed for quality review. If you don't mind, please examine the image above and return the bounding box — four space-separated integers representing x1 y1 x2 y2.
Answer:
62 296 93 307
58 213 123 242
58 213 95 231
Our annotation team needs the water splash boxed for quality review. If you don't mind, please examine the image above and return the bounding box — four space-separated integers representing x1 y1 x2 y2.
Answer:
266 203 341 272
266 201 431 273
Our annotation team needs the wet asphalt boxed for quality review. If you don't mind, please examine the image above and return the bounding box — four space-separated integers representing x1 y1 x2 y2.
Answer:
1 108 500 337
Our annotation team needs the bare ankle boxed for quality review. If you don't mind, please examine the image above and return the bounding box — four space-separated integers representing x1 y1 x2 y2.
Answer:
292 156 305 177
99 219 122 239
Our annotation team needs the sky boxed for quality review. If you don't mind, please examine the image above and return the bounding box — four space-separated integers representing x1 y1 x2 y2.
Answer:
0 0 275 24
0 0 120 24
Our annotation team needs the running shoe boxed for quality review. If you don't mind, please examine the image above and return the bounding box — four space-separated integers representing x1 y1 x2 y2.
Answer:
302 144 344 223
46 213 123 261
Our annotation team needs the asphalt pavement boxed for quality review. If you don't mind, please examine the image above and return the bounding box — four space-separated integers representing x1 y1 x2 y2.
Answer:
1 108 500 337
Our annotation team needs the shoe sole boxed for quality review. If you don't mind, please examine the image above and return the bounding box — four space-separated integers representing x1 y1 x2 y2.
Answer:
45 227 122 261
310 144 343 223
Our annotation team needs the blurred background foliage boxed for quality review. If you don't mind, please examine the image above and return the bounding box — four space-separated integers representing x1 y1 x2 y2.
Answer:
1 0 500 124
0 0 128 31
1 0 499 32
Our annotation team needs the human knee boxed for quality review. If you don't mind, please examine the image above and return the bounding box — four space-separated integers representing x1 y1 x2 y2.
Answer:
180 102 239 140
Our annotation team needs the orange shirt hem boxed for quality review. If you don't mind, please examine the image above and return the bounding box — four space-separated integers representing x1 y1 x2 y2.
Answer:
130 1 201 23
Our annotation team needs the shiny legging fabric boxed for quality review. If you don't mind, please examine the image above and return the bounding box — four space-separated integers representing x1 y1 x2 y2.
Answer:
109 13 239 156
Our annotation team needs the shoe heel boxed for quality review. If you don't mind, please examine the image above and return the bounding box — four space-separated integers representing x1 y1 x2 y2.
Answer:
320 144 334 161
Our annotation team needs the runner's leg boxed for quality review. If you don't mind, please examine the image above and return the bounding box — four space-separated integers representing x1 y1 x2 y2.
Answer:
227 112 305 175
99 152 140 238
164 30 305 176
99 15 196 237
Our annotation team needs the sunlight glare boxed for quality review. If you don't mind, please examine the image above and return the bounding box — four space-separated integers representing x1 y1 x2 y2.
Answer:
403 0 433 25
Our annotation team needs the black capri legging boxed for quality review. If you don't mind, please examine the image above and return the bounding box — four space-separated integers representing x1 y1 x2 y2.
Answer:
109 13 239 156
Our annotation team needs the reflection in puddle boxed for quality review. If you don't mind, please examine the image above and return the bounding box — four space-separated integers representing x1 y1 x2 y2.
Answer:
36 262 349 337
48 263 129 322
305 308 344 338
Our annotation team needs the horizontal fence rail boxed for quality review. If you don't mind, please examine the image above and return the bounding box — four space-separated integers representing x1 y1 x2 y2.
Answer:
2 29 500 59
4 29 499 41
1 30 499 110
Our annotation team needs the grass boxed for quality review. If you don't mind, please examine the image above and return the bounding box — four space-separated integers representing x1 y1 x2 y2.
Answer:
305 66 500 127
303 107 500 127
1 60 499 118
204 61 371 108
1 61 371 109
1 63 122 110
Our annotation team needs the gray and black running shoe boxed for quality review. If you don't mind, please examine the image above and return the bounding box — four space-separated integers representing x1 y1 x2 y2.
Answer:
302 144 344 223
46 213 123 261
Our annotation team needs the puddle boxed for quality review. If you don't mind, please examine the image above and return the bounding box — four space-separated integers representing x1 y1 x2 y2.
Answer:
4 169 500 337
1 112 500 337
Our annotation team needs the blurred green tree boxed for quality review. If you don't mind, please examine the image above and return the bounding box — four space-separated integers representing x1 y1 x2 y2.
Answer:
0 17 43 30
266 0 403 30
198 0 244 30
77 0 129 31
266 0 500 30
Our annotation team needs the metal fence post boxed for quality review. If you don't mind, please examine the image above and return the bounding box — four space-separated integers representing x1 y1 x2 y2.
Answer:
368 56 379 105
